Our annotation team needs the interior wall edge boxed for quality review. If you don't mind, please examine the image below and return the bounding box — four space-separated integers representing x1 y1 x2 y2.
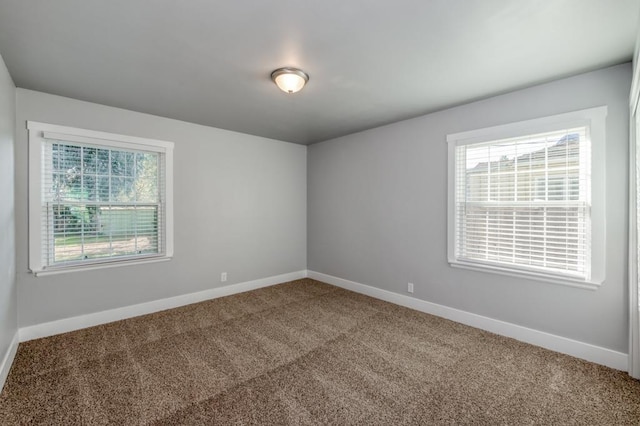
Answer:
19 270 308 342
307 270 628 371
0 331 19 393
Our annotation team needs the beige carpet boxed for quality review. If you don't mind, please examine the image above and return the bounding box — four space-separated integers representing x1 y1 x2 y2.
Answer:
1 278 639 425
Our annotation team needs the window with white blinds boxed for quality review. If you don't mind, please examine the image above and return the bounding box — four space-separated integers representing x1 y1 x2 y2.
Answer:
447 107 607 287
28 122 174 276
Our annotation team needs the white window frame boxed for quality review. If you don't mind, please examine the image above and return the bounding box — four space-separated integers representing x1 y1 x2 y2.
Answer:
28 121 174 276
446 107 607 289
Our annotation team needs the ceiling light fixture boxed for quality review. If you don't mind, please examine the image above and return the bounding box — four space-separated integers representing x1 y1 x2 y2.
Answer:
271 67 309 94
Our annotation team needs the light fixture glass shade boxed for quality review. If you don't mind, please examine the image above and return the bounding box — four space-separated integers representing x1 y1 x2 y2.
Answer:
271 67 309 94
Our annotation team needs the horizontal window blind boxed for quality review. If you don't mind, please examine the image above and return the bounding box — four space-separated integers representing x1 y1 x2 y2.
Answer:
40 139 166 268
454 127 591 280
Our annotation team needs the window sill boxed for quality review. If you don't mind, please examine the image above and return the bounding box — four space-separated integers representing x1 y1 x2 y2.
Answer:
449 260 602 290
31 256 172 277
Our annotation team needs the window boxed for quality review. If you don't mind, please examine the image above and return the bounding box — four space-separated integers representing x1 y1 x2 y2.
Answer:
447 107 606 288
28 122 174 276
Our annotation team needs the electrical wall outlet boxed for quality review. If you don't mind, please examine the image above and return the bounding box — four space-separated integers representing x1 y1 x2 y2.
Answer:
407 282 414 293
221 272 227 282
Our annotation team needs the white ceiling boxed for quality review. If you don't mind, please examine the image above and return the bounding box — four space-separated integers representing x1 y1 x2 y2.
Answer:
0 0 638 145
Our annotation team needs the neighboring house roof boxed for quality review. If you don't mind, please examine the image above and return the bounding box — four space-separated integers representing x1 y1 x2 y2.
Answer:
469 133 580 173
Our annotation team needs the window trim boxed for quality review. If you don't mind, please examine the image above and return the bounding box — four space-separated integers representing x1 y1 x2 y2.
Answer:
27 121 174 276
446 107 607 289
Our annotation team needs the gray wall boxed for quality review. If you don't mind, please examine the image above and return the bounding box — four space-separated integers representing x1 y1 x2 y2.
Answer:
308 63 631 353
15 89 307 327
0 54 17 361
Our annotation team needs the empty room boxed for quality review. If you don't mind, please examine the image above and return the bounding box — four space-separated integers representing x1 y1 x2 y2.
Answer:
2 0 640 424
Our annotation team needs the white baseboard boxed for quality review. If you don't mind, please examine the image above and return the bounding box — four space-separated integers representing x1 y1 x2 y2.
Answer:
17 269 627 371
0 331 19 392
307 270 628 371
19 270 308 342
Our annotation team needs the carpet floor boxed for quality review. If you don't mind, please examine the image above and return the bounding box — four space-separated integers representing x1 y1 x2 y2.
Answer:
1 278 639 424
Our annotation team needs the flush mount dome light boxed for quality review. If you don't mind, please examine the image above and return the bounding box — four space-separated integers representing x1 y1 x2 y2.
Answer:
271 67 309 94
